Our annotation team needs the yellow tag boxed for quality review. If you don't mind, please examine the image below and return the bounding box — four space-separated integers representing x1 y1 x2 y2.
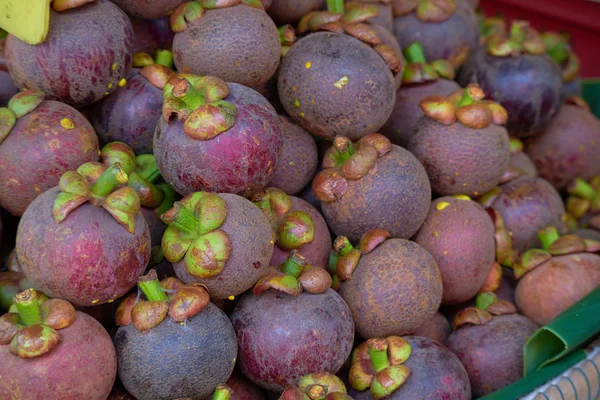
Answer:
0 0 52 45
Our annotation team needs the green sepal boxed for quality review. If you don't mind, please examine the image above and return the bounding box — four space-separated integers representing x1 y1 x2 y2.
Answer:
476 291 497 311
102 187 141 234
7 90 44 118
184 230 232 278
253 272 300 296
277 210 316 251
0 107 16 145
162 224 196 263
128 172 165 209
154 183 177 217
9 325 61 358
370 366 411 400
170 2 205 33
100 142 137 175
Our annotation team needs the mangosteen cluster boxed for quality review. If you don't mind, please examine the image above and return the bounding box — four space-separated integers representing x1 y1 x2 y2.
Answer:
0 0 599 399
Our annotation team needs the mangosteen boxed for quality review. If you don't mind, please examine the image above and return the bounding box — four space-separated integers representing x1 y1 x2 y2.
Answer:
335 230 442 338
0 289 116 399
278 2 401 140
572 229 600 242
457 21 563 137
16 162 151 306
114 270 237 400
112 0 185 19
0 269 39 310
92 54 176 155
6 0 134 107
160 190 274 299
0 90 99 216
564 177 600 231
508 137 537 178
414 195 495 304
227 371 267 400
525 97 600 190
381 41 460 147
131 17 175 55
280 372 351 400
408 83 511 197
512 228 600 326
154 73 283 196
230 252 354 391
171 1 280 88
268 115 319 195
267 0 325 24
251 188 331 269
410 312 451 345
446 297 538 397
479 176 567 252
348 336 471 399
357 0 394 32
313 134 431 242
542 31 581 98
392 0 479 69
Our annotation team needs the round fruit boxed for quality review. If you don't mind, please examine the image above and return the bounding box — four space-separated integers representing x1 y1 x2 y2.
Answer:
112 0 185 19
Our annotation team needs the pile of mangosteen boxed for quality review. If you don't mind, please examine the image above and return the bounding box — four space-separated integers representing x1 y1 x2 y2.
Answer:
0 0 599 399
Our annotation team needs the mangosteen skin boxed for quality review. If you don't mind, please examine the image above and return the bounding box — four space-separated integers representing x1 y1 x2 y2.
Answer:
510 151 537 178
115 303 237 400
230 289 355 391
154 83 283 196
6 0 134 107
278 32 396 141
0 311 117 400
0 101 99 216
446 314 538 397
392 1 479 63
0 70 18 107
173 5 280 88
414 197 495 304
525 104 600 190
173 193 274 299
112 0 185 19
350 336 471 400
321 145 431 243
572 229 600 241
140 207 165 248
382 79 461 147
409 117 511 197
458 49 564 137
369 23 403 89
16 187 151 307
515 253 600 326
489 176 567 252
411 312 452 345
268 116 318 195
131 17 175 55
267 0 325 24
92 71 162 154
227 372 267 400
270 196 331 269
340 239 443 338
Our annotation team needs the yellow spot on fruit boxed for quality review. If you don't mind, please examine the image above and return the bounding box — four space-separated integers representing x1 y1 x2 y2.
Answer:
292 86 297 91
91 299 99 304
333 76 349 90
270 240 274 245
462 183 468 187
443 251 448 255
228 295 235 301
454 194 471 201
108 83 113 88
104 91 110 95
293 99 301 108
299 112 305 118
305 61 312 69
108 299 114 303
289 161 295 166
436 202 450 210
111 63 118 71
118 78 127 87
60 118 74 129
433 231 439 237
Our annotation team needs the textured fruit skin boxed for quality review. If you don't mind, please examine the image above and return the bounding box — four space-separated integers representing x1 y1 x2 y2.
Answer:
510 152 537 178
227 372 266 400
267 0 325 24
489 176 567 252
381 79 460 147
115 303 237 400
411 312 452 345
0 311 117 400
340 239 443 338
140 207 165 248
173 194 274 299
350 336 471 400
322 145 431 243
458 49 563 137
525 104 600 190
16 187 151 306
173 5 280 88
572 229 600 241
154 83 283 196
270 196 331 268
112 0 185 19
0 70 18 107
230 289 355 391
392 1 478 63
369 22 403 89
409 117 511 197
6 0 134 107
131 17 175 54
92 70 162 154
515 253 600 326
414 197 495 304
268 116 318 195
447 314 538 397
278 32 396 140
0 101 99 216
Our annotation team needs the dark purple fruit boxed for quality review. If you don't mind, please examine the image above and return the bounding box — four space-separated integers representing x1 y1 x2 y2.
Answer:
267 0 325 24
0 70 18 107
112 0 185 19
411 312 452 345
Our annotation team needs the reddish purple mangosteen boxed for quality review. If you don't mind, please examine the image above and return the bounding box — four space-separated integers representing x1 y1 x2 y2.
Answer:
0 289 117 399
227 371 267 400
267 0 325 25
508 137 537 178
230 252 355 391
131 17 175 55
0 70 18 107
154 73 283 196
563 176 600 231
16 162 151 306
5 0 134 107
0 90 99 216
112 0 186 19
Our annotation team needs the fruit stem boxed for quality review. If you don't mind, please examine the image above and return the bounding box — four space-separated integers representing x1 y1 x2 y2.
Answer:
14 289 42 326
213 385 232 400
172 77 206 110
155 50 174 69
281 251 306 278
90 164 128 198
326 0 344 14
455 87 476 108
138 270 168 302
155 183 177 216
368 340 390 372
163 202 199 234
135 155 161 183
475 292 497 311
569 179 597 202
404 42 427 64
334 236 354 256
538 227 560 250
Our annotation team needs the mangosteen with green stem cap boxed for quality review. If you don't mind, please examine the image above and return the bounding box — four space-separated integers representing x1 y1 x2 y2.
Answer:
508 137 537 178
563 176 600 231
280 371 353 400
381 41 460 147
541 31 581 98
112 0 186 19
267 0 325 25
114 269 237 400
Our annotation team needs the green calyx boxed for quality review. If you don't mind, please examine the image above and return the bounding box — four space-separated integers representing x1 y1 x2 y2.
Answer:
326 0 344 14
541 31 580 81
538 226 560 251
475 291 497 311
162 73 238 141
53 162 141 234
393 0 456 22
279 25 296 57
133 50 174 69
487 20 546 57
0 90 45 145
474 292 518 316
566 177 600 220
213 385 233 400
282 372 348 400
323 137 356 168
161 192 231 279
402 42 455 84
171 0 264 33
